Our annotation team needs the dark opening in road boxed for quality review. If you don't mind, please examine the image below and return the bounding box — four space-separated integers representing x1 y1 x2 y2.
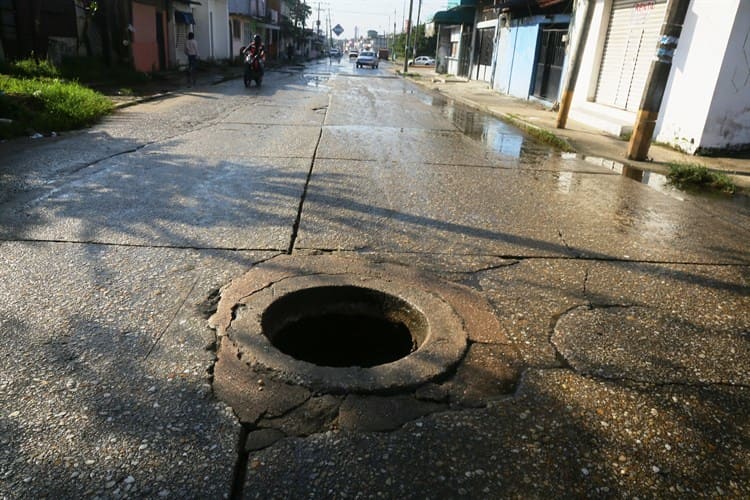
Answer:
261 286 426 367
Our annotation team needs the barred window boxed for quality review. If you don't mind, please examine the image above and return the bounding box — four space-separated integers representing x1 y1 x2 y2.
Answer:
176 23 188 51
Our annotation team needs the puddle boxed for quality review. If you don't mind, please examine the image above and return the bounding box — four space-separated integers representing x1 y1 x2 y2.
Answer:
437 101 531 159
303 73 331 89
575 154 750 213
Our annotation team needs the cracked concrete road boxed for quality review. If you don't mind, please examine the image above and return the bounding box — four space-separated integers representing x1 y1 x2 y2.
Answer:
1 59 749 498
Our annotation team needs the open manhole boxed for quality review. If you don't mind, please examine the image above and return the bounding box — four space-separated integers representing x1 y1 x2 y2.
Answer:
262 286 426 368
218 273 468 393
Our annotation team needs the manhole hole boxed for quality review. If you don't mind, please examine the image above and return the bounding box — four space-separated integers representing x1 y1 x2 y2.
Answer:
262 286 425 368
217 272 468 393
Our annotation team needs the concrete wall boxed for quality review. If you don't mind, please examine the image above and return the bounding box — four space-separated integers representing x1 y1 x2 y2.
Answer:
701 0 750 153
193 0 230 60
569 0 611 105
655 0 738 153
132 2 160 72
491 14 568 100
568 0 749 154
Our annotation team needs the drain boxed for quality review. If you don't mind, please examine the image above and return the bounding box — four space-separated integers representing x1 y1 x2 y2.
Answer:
262 286 424 368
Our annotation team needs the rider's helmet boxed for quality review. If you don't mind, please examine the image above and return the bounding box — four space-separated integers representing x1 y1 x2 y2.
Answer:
254 34 262 44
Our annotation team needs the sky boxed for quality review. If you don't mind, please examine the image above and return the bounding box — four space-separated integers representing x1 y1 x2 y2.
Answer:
310 0 452 39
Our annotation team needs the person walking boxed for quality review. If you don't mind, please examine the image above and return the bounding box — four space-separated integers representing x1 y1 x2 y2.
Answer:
184 32 198 86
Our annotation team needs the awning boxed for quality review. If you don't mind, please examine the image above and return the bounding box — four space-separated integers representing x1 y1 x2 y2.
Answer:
174 10 195 25
491 0 569 15
432 6 476 25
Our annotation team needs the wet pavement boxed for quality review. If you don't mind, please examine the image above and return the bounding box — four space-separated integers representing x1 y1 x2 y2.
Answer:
0 59 748 498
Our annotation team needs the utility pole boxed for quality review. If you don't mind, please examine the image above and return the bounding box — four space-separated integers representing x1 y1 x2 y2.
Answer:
394 10 397 60
402 0 414 73
317 2 321 37
412 0 422 60
556 0 595 129
627 0 691 160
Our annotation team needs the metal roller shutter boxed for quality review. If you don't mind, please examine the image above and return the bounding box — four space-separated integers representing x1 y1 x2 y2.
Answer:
595 0 668 111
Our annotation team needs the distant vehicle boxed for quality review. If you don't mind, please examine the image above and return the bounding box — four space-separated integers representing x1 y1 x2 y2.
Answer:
409 56 435 66
356 51 378 69
329 48 341 57
378 49 390 60
348 50 359 59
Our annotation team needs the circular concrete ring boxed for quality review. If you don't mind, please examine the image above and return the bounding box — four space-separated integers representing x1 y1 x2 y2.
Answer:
228 273 468 393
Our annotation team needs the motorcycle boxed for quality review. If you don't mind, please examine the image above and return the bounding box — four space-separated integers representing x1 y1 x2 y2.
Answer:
242 48 264 88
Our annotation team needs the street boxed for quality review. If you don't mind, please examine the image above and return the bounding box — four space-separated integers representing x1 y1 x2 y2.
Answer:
1 59 749 498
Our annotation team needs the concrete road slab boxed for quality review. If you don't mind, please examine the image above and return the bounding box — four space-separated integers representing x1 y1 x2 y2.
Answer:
552 261 750 384
325 77 456 130
241 369 750 497
296 159 748 262
1 154 309 249
295 159 568 256
551 173 750 264
477 259 588 367
0 242 276 498
222 99 329 126
317 127 514 166
157 123 321 158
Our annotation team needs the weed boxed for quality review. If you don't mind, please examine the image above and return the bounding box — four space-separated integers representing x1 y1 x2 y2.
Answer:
0 58 60 79
504 114 575 152
666 162 736 194
0 74 113 139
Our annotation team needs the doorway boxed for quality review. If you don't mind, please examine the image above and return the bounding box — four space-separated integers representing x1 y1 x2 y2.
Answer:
532 24 567 101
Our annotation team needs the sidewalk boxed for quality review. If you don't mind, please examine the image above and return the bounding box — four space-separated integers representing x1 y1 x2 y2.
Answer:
403 67 750 190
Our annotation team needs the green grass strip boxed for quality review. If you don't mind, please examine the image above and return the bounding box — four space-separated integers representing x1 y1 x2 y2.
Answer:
0 74 113 139
504 114 575 152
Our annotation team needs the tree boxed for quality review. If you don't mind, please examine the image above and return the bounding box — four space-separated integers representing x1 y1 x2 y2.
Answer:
92 0 132 66
283 0 311 45
75 0 98 56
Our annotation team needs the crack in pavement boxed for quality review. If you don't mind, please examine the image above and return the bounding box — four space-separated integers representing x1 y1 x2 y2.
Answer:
288 94 330 255
144 276 199 360
0 237 288 253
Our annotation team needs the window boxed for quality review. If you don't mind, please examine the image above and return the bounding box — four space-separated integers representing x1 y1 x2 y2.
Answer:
232 19 241 39
176 22 188 52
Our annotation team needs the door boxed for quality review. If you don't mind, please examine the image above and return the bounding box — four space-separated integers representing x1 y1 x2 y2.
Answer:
532 25 567 101
458 28 472 77
155 11 166 70
595 0 668 111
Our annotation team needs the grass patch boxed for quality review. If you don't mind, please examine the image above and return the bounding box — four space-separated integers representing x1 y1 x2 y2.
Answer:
666 162 736 194
504 114 575 152
0 74 113 139
0 58 60 79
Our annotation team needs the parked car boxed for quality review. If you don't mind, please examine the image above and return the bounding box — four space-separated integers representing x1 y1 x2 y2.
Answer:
356 51 379 69
409 56 436 66
329 48 341 57
348 50 359 59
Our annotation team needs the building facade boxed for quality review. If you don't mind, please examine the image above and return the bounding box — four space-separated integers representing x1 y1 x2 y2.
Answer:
568 0 750 154
435 0 750 155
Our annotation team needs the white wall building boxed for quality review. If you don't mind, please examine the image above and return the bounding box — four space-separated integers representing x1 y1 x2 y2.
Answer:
192 0 231 61
567 0 750 154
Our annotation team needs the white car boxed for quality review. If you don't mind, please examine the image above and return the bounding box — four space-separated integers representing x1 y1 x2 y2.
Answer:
356 51 379 69
409 56 435 66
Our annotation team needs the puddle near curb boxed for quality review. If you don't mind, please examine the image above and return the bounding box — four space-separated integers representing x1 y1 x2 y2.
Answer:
423 98 549 160
578 155 685 200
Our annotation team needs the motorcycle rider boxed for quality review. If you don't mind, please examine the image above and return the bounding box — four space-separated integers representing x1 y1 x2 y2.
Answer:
243 34 266 76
